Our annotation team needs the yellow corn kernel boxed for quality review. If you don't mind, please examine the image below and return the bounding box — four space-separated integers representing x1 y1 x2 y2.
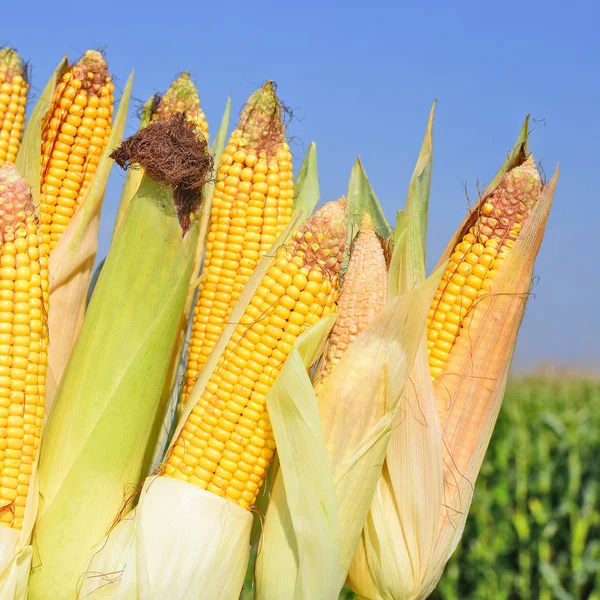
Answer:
427 156 542 380
0 48 28 166
39 51 114 252
0 164 49 529
183 82 294 403
166 198 347 509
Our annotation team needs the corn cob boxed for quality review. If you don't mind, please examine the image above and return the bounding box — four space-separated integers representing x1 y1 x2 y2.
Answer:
313 212 387 392
0 48 28 166
427 156 542 380
40 50 114 252
165 198 347 509
182 82 294 403
151 72 209 142
0 164 49 529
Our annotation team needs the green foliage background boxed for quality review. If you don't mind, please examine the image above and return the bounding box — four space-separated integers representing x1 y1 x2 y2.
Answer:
338 377 600 599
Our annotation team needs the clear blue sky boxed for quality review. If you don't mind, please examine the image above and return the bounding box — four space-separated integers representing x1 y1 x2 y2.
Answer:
4 0 598 371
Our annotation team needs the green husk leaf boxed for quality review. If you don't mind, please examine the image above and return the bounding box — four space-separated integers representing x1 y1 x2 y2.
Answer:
14 56 68 210
45 71 133 415
292 142 320 216
346 158 392 243
257 314 341 600
392 101 435 292
29 174 198 600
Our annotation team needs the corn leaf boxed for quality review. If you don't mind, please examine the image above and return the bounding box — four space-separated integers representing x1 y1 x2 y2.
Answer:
346 158 393 242
45 71 133 415
29 173 198 600
15 56 68 210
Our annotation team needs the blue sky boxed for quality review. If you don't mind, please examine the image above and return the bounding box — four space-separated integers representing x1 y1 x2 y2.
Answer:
4 0 598 371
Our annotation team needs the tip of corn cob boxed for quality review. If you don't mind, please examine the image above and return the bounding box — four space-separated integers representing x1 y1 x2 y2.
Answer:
236 80 285 154
71 50 111 95
152 72 209 140
313 209 388 391
292 197 348 272
0 163 36 240
0 47 25 79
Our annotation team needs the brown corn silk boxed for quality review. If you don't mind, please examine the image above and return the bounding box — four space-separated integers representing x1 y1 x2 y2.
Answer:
151 72 209 142
182 82 294 404
313 212 388 392
0 49 28 166
164 198 348 509
427 156 542 379
40 50 114 252
0 164 49 529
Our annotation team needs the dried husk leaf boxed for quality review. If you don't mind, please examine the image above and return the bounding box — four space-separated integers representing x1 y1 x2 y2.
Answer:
45 71 133 415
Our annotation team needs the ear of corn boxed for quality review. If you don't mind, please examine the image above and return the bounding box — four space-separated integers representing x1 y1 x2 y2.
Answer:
29 171 199 599
0 49 28 167
39 50 114 253
182 82 294 405
313 212 388 392
79 146 321 600
42 71 132 415
347 118 558 600
165 197 348 509
0 163 49 599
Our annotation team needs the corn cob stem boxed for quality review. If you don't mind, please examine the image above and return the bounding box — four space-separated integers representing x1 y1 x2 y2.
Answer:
165 198 347 509
0 164 49 529
182 82 294 404
427 156 542 380
0 48 28 166
313 212 388 392
40 50 114 252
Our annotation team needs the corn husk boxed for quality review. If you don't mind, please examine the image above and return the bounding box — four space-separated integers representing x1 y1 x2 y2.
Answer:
15 58 133 415
76 143 322 600
347 117 558 599
255 106 442 600
28 172 199 599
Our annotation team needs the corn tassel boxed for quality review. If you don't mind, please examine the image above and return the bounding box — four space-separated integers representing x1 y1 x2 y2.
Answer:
427 156 542 379
182 82 293 404
39 50 114 252
313 212 388 392
0 49 28 167
164 198 347 509
0 164 49 530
